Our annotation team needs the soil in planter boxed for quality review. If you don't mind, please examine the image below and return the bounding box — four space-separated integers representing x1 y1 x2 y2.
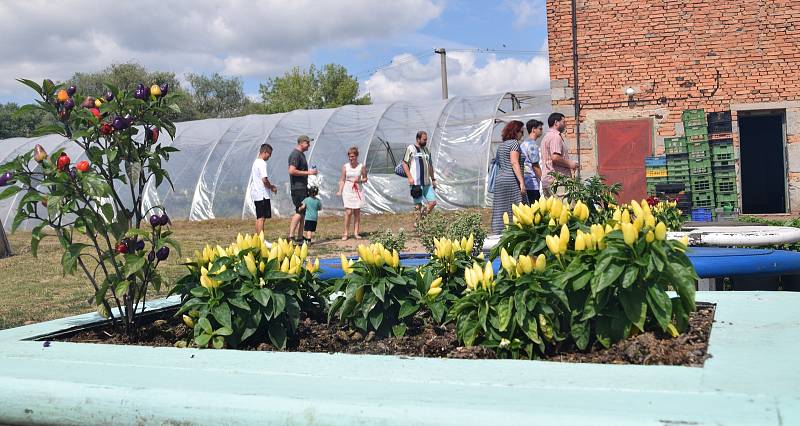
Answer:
59 303 715 367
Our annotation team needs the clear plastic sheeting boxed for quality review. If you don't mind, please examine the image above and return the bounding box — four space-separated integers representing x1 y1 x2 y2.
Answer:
1 91 550 230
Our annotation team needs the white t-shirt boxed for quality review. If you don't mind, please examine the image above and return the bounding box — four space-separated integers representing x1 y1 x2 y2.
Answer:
249 158 270 201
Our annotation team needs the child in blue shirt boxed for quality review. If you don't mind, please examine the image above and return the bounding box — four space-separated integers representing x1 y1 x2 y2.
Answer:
300 186 322 243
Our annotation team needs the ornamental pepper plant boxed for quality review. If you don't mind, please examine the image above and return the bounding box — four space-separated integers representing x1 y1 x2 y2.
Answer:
452 196 697 359
172 236 326 349
0 78 180 334
327 243 441 337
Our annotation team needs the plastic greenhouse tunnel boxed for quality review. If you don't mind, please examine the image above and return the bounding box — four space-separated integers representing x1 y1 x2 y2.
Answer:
0 90 551 230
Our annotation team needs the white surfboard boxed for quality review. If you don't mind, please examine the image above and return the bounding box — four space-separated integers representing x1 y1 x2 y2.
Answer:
482 226 800 251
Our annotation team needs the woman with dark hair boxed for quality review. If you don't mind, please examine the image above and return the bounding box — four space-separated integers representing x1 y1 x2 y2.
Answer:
491 120 527 234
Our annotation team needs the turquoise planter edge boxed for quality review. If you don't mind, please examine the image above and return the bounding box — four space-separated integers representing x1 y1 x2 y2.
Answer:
0 292 798 425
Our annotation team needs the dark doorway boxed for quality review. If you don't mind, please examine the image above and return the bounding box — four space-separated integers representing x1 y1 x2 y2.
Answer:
738 112 787 213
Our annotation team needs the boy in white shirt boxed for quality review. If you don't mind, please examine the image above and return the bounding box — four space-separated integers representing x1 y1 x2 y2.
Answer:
249 144 277 234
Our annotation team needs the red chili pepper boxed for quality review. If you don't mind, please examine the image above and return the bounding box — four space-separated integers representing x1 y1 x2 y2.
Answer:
76 160 90 172
56 153 70 171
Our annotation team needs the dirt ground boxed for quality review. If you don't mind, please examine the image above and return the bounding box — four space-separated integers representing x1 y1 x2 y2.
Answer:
61 303 714 367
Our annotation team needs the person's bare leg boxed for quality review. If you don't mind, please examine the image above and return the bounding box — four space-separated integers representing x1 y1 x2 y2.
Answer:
354 209 361 238
426 200 437 215
342 209 351 240
255 218 265 235
289 213 302 240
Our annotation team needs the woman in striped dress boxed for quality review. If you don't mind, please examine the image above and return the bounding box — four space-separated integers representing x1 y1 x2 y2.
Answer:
491 120 527 234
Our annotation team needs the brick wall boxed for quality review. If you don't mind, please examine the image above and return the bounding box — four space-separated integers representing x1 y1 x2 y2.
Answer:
546 0 800 212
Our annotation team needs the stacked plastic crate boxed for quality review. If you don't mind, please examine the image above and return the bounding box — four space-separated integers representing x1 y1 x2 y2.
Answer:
664 136 690 192
707 111 737 218
645 156 668 195
683 109 714 221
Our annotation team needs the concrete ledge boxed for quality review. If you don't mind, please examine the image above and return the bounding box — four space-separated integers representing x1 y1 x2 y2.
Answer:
730 100 800 112
0 293 798 425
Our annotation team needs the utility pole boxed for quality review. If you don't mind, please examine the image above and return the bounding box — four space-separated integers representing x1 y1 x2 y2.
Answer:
434 48 448 99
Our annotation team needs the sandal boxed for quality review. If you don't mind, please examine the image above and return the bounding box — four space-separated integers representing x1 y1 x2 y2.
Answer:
341 235 349 241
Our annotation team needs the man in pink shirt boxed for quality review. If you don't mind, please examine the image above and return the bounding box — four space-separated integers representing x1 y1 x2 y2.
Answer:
540 112 579 195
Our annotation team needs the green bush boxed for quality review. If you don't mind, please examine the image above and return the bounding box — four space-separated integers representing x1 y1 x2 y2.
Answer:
417 211 487 256
446 212 487 256
370 228 406 253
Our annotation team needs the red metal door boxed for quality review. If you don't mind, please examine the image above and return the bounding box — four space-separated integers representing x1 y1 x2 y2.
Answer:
596 119 653 203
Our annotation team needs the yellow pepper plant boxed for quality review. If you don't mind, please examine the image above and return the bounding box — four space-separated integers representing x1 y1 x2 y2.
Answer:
171 235 324 349
327 243 440 337
452 197 697 359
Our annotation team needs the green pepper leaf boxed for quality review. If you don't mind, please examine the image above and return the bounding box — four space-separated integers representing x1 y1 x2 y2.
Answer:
198 317 213 334
212 302 232 329
267 321 287 349
392 324 407 337
497 297 513 332
619 288 647 331
646 285 672 330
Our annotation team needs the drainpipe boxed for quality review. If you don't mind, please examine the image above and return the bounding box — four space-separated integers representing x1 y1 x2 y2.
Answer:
571 0 581 178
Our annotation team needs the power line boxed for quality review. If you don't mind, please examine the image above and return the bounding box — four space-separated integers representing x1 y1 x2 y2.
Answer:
352 50 434 78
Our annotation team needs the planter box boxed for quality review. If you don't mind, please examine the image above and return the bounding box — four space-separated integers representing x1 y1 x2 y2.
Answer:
1 293 799 425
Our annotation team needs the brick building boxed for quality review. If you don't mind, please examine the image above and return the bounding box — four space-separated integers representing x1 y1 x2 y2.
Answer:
545 0 800 213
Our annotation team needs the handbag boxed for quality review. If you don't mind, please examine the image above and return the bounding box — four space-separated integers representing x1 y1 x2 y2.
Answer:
394 145 421 178
410 185 423 198
487 148 500 194
394 162 407 177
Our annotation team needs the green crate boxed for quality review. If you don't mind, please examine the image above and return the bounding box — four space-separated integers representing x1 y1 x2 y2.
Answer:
712 159 735 168
710 143 735 162
688 149 710 160
686 139 708 150
716 193 738 205
685 125 708 138
683 118 707 128
712 151 735 162
713 167 736 179
667 156 690 165
689 158 712 175
692 192 716 208
664 137 687 155
710 141 734 154
691 175 714 192
668 168 690 179
714 177 737 194
682 109 705 121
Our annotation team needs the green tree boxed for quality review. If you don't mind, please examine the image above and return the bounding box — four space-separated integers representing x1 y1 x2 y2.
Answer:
259 64 370 113
185 73 250 119
66 62 196 122
0 103 52 139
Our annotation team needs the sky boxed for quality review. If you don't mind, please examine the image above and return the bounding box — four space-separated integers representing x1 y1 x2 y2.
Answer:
0 0 550 105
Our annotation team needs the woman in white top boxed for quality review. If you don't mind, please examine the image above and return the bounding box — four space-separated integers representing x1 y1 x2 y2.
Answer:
336 146 368 240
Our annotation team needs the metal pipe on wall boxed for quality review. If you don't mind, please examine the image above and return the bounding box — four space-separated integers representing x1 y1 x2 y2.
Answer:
571 0 581 179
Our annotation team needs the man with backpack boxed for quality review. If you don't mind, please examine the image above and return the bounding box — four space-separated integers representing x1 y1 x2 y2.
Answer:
401 130 437 222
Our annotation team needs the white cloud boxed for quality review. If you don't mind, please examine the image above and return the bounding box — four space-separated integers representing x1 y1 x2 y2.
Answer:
505 0 547 29
0 0 444 101
363 51 550 103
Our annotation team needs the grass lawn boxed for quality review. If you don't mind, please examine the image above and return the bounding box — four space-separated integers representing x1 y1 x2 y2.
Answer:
0 209 491 330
